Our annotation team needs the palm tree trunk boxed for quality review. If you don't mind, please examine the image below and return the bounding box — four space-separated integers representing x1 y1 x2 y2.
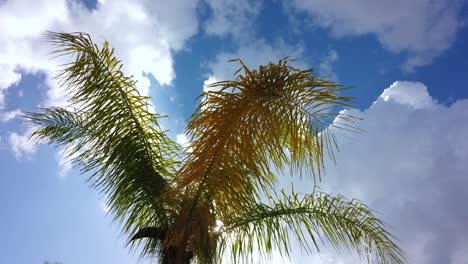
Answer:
162 246 193 264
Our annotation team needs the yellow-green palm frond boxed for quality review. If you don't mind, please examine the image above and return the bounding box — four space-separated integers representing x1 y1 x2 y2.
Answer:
220 189 405 264
26 32 180 257
173 58 354 220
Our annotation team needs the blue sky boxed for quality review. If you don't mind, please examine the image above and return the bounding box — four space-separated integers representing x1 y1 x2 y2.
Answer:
1 0 468 263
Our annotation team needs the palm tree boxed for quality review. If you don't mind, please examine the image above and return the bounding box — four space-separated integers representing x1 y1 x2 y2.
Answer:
27 32 404 264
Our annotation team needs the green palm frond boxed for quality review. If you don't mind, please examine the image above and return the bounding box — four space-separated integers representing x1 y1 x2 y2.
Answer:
26 32 180 257
220 189 405 264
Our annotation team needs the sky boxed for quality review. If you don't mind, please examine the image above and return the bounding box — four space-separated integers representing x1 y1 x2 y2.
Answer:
1 0 468 263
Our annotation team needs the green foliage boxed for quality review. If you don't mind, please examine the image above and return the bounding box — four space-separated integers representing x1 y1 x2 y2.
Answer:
29 32 180 259
27 32 404 264
222 189 404 263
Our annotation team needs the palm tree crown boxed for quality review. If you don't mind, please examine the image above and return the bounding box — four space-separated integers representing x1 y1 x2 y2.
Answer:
27 32 404 264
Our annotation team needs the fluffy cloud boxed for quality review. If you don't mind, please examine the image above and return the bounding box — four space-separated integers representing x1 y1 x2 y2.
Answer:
9 131 37 159
0 109 23 122
0 0 200 162
275 81 468 263
0 0 200 106
380 81 434 109
203 0 262 38
287 0 464 70
0 65 22 109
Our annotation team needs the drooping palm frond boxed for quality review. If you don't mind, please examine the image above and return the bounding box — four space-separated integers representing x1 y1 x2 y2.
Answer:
168 58 355 250
26 32 180 257
220 189 405 264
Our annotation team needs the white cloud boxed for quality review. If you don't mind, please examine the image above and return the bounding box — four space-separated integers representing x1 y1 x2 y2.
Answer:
0 65 22 109
202 76 219 93
380 81 434 109
288 0 464 70
0 109 23 122
318 49 339 82
176 133 194 153
0 0 200 107
176 133 189 147
0 0 200 173
276 81 468 263
204 0 262 38
9 131 37 159
0 0 70 106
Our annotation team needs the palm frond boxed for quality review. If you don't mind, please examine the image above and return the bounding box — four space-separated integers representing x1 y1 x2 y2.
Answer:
26 32 180 257
220 189 405 264
171 58 354 228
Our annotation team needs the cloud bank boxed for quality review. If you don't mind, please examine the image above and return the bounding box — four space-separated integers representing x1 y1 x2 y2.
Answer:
288 0 464 70
0 0 200 164
278 81 468 263
0 0 199 107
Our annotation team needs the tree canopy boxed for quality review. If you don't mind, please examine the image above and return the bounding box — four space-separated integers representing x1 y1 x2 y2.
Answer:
27 32 404 264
